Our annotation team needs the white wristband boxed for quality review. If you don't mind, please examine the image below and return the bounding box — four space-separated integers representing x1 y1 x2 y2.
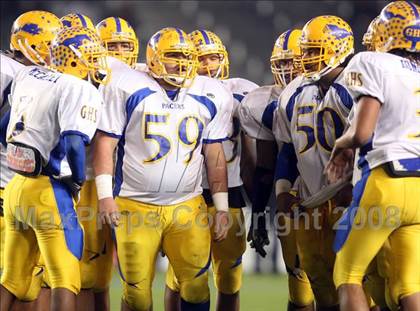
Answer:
275 180 292 197
95 174 113 200
211 192 229 212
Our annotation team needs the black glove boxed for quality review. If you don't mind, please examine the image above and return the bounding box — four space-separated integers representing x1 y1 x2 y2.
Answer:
59 176 83 203
247 212 270 257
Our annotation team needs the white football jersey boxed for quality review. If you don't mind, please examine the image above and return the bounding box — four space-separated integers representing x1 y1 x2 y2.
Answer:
1 53 24 188
135 62 149 73
344 51 420 170
202 77 258 189
99 67 233 205
82 57 132 182
6 66 102 177
274 73 354 199
238 85 282 142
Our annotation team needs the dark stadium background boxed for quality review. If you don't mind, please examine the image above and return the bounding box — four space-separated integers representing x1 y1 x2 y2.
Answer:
0 1 389 310
1 0 389 85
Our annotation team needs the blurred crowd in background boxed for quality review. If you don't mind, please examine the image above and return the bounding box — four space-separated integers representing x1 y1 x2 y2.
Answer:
1 0 387 86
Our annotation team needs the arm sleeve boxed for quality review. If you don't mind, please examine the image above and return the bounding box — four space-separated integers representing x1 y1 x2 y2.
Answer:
0 109 10 147
274 143 298 184
64 134 86 184
251 166 274 213
57 81 103 144
344 53 385 104
202 86 233 143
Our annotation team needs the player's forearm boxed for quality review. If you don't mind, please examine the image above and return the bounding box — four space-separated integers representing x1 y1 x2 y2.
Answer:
204 142 228 193
92 131 118 176
251 140 277 213
239 132 256 195
92 132 118 200
339 96 381 149
204 143 228 212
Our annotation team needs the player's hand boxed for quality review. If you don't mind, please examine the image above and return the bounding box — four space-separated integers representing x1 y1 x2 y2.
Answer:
325 147 354 184
247 213 269 257
59 175 83 204
213 211 229 242
98 197 120 227
276 192 300 216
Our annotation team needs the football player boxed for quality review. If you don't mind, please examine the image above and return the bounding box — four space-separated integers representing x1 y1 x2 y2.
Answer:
97 17 139 68
0 26 108 311
362 16 380 52
326 1 420 310
0 10 62 310
238 29 315 311
60 14 130 311
164 29 258 311
92 27 232 311
273 15 355 310
61 13 95 30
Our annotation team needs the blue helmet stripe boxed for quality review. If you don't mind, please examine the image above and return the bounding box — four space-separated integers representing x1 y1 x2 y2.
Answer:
283 29 292 50
405 1 419 19
76 13 87 28
175 28 185 43
199 30 211 44
114 17 122 32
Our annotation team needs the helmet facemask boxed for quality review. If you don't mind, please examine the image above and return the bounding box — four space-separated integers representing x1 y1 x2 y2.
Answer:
70 46 110 85
300 42 351 81
270 52 301 87
151 49 198 87
197 52 229 80
105 39 138 67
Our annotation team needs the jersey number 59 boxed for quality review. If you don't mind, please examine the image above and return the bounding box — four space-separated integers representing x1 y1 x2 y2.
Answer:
143 113 204 164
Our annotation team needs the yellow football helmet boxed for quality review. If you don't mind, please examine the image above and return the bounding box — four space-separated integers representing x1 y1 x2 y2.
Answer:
146 27 198 87
188 29 229 79
362 16 380 51
10 10 62 65
50 27 110 85
373 1 420 53
270 29 302 87
299 15 354 81
96 17 139 67
60 13 95 30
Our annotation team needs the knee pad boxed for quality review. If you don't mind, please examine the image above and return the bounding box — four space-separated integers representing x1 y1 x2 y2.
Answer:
179 274 210 304
166 264 180 292
288 272 314 307
93 254 113 291
21 266 44 301
1 276 33 301
213 267 242 295
388 280 420 310
123 282 152 311
80 260 96 289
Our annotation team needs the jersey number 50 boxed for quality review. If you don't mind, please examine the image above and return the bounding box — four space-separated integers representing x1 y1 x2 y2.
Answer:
296 105 345 153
